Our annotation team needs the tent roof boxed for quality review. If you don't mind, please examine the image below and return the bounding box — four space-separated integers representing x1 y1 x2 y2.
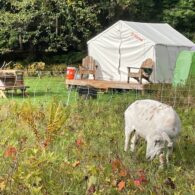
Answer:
88 20 194 47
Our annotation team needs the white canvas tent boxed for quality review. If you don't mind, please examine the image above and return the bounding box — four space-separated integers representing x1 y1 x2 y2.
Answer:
87 20 194 83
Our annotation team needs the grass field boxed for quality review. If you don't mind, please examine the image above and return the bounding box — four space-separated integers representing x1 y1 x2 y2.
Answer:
1 76 128 104
0 76 194 194
1 76 67 103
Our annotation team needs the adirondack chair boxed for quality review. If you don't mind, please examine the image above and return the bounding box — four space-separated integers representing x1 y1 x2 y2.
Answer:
127 58 154 84
79 56 97 79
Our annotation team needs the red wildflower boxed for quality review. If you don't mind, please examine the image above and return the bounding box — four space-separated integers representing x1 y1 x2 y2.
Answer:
134 179 142 186
4 146 17 160
76 138 84 147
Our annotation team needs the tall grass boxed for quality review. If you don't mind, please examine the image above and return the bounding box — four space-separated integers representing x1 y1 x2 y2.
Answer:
0 76 194 194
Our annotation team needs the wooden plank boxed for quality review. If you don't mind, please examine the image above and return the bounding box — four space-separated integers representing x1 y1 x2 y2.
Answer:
0 85 30 90
0 70 24 74
66 79 146 90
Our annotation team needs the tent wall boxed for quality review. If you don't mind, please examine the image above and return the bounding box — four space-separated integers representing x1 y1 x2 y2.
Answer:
88 21 194 83
155 45 191 83
88 22 121 81
119 22 155 82
88 21 155 82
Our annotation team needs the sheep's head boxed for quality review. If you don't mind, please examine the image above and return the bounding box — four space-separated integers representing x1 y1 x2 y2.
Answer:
146 134 165 160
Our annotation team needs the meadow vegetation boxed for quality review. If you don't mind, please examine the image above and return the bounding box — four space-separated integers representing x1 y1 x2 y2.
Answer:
0 76 194 194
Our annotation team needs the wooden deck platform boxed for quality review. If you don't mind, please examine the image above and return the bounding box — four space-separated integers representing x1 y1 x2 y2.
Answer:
66 79 149 91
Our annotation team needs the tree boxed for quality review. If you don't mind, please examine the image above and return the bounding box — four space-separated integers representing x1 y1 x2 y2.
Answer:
163 0 195 41
0 0 100 53
0 0 194 56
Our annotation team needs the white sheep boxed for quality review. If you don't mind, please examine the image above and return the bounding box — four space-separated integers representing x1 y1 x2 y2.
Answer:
124 99 181 166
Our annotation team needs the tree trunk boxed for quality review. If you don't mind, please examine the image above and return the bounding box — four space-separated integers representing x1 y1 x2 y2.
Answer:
56 16 59 35
18 34 23 50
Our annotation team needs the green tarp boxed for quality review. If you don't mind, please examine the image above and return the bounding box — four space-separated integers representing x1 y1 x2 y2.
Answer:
173 51 195 86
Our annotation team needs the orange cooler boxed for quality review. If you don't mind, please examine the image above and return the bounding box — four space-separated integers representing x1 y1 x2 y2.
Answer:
66 67 76 80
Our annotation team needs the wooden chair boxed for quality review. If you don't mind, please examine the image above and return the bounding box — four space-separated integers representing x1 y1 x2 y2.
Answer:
79 56 97 79
127 58 154 84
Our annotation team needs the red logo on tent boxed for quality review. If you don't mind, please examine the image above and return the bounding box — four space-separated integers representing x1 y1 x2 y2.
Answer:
131 32 144 42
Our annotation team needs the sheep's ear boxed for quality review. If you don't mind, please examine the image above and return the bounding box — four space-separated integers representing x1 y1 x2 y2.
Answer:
153 135 162 146
161 132 173 147
154 139 161 146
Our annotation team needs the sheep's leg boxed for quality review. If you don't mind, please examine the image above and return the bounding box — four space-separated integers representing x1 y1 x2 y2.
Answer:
159 147 173 168
124 130 131 152
159 153 165 169
166 139 175 164
166 145 173 164
159 145 173 169
124 127 134 152
130 133 139 152
161 132 174 164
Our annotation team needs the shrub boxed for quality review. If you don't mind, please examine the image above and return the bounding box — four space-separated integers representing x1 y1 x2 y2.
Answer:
27 62 45 77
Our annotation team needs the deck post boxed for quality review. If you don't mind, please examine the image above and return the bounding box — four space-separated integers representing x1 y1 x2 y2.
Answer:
0 90 6 98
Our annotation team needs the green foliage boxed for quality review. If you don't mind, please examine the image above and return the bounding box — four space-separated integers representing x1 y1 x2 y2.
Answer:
43 51 86 64
46 100 70 144
27 62 45 76
0 0 100 53
4 62 24 70
49 64 67 74
163 0 195 40
0 0 194 56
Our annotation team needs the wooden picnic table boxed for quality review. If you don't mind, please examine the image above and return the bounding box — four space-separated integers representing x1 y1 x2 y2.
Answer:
0 70 29 98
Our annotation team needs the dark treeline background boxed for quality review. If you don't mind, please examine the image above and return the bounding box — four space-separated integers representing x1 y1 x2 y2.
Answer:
0 0 194 64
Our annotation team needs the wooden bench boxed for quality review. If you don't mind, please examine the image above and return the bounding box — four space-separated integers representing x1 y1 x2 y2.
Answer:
0 70 29 98
127 58 154 84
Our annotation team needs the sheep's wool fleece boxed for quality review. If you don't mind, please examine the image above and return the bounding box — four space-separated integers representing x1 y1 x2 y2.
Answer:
124 100 181 139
